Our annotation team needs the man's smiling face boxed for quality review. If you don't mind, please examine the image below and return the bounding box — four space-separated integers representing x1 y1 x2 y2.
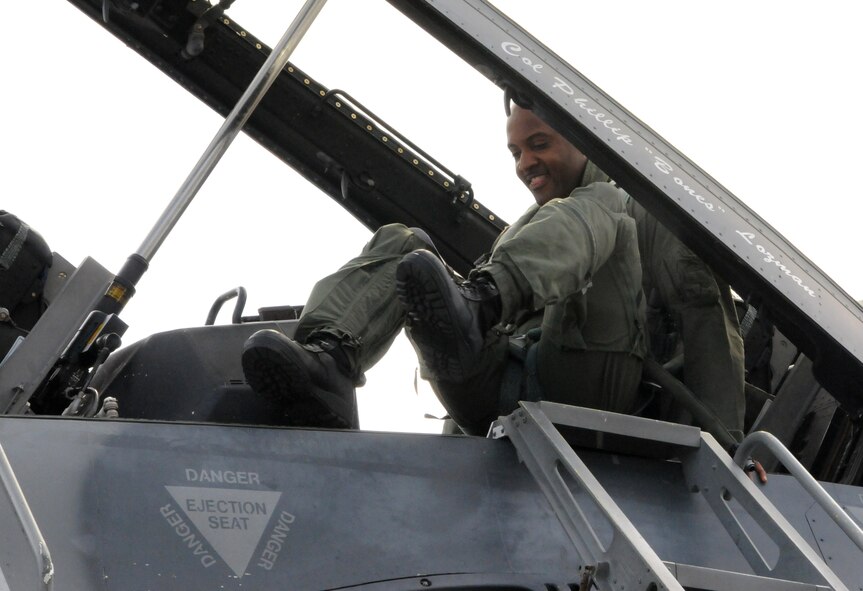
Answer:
506 105 588 205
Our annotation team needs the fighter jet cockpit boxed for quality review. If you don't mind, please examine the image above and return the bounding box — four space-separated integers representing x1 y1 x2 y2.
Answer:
1 1 862 590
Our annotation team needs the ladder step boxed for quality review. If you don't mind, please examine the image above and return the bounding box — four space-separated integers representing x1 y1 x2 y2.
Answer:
665 561 831 591
493 402 850 591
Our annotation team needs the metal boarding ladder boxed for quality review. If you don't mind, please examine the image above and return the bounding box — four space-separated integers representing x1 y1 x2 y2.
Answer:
0 440 53 590
491 401 854 591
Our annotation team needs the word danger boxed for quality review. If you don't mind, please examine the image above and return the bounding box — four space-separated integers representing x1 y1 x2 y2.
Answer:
258 511 296 571
161 504 217 567
185 468 261 485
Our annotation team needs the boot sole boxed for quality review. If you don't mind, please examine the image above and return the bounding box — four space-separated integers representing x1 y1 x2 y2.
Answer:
396 252 477 383
242 334 352 429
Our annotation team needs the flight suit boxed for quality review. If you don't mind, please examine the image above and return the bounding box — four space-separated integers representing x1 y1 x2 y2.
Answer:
450 163 646 432
625 198 746 441
293 162 647 434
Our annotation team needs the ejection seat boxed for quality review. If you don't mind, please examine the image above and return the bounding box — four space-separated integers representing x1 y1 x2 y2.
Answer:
88 293 360 427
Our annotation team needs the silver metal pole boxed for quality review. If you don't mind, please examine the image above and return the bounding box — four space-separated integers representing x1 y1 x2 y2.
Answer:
734 430 863 554
1 442 53 590
136 0 329 261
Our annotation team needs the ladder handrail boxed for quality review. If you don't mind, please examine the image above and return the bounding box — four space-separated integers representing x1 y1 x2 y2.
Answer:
734 430 863 554
496 402 850 590
0 441 54 590
492 402 690 591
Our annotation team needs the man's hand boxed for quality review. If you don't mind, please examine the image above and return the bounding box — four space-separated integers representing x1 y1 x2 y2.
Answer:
744 458 768 484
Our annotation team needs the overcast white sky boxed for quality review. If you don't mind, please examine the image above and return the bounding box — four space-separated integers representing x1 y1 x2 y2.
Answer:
3 1 861 432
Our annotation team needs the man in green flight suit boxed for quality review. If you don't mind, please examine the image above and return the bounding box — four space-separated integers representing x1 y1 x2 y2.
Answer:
397 108 745 443
241 103 647 434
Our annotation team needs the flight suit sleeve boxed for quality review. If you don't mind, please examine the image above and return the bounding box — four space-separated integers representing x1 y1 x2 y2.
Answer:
484 182 636 322
632 201 746 439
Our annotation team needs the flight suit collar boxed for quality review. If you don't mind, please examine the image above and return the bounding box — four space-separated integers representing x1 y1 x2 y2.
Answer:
579 161 611 187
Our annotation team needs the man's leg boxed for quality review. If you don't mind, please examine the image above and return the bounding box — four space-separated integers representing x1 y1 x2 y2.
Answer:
395 189 645 433
414 329 510 436
537 346 643 414
397 249 512 435
242 224 435 427
294 223 437 370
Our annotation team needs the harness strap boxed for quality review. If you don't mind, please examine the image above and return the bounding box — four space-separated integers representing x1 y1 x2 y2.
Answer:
498 327 544 414
0 222 29 270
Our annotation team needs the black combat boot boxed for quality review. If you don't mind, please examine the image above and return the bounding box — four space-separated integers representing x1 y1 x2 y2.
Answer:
396 249 502 383
241 330 359 428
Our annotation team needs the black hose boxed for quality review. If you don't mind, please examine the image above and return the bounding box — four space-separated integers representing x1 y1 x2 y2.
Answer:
642 357 738 451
